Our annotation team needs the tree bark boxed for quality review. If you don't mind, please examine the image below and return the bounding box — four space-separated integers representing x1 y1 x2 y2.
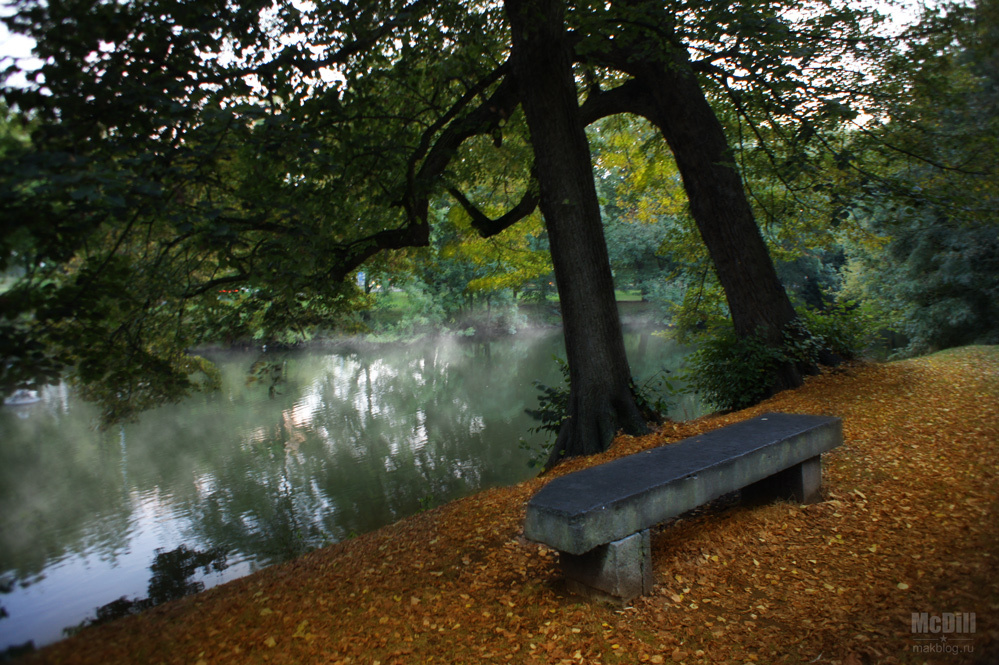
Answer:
632 53 807 391
572 0 815 393
505 0 649 469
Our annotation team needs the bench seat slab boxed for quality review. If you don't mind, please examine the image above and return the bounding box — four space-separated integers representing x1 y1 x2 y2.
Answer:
525 413 842 556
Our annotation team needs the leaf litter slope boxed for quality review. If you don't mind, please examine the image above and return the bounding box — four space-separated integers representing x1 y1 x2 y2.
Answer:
24 346 999 665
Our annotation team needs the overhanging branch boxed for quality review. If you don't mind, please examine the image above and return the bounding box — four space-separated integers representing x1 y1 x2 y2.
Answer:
578 78 656 124
447 181 540 238
328 219 431 283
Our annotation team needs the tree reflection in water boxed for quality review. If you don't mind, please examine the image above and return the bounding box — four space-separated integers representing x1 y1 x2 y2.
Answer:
80 545 228 628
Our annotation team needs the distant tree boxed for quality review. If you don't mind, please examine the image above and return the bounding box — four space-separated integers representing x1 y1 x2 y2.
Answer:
589 118 678 299
839 1 999 353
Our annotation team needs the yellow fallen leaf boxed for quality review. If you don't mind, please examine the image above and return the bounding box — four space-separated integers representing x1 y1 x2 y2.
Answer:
264 637 277 648
292 619 309 638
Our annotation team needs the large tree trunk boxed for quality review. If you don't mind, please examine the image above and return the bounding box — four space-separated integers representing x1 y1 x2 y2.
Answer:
630 56 808 392
505 0 649 469
574 0 813 393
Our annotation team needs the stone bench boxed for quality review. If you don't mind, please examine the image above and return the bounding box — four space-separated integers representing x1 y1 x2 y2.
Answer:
523 412 843 603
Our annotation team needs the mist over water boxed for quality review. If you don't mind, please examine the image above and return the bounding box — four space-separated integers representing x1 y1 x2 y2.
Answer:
0 330 700 653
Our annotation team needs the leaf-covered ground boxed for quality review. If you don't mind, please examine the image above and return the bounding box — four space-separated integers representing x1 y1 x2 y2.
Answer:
24 346 999 665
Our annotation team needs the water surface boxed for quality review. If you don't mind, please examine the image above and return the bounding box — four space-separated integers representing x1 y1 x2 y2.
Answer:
0 330 700 652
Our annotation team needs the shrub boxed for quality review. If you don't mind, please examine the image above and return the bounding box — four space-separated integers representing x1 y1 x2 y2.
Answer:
682 306 880 412
522 356 675 467
683 327 788 412
799 301 879 359
523 356 571 446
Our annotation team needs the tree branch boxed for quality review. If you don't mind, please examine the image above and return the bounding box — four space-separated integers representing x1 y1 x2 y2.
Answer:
578 78 656 124
446 182 540 238
328 219 431 283
407 62 511 186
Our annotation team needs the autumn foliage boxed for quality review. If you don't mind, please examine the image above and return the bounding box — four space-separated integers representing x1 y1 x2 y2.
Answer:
24 346 999 664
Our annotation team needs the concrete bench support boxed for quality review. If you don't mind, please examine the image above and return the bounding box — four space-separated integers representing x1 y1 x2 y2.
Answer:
561 529 653 602
524 413 842 604
743 454 823 505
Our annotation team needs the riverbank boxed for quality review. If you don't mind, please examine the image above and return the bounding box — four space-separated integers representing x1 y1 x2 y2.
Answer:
21 346 998 664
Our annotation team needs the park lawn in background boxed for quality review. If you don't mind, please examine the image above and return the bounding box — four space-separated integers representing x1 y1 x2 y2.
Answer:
25 346 999 665
614 289 644 302
368 288 642 309
527 288 644 303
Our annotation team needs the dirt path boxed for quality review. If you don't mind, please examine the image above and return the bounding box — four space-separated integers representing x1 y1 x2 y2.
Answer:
24 347 999 665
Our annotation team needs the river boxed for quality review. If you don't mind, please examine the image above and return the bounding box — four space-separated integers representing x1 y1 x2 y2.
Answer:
0 329 702 654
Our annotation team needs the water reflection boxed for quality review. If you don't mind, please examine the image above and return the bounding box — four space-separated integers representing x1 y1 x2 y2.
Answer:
82 545 229 629
0 331 700 651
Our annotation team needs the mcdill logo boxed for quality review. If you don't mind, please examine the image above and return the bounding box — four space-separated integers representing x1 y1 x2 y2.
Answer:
910 613 976 655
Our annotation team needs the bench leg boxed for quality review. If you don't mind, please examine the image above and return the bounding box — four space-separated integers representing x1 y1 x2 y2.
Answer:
743 454 823 505
559 529 654 605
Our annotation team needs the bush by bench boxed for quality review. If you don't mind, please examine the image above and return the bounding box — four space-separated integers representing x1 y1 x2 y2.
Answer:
523 413 843 603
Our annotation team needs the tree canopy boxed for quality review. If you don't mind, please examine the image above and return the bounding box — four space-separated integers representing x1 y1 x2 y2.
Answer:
2 0 996 457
